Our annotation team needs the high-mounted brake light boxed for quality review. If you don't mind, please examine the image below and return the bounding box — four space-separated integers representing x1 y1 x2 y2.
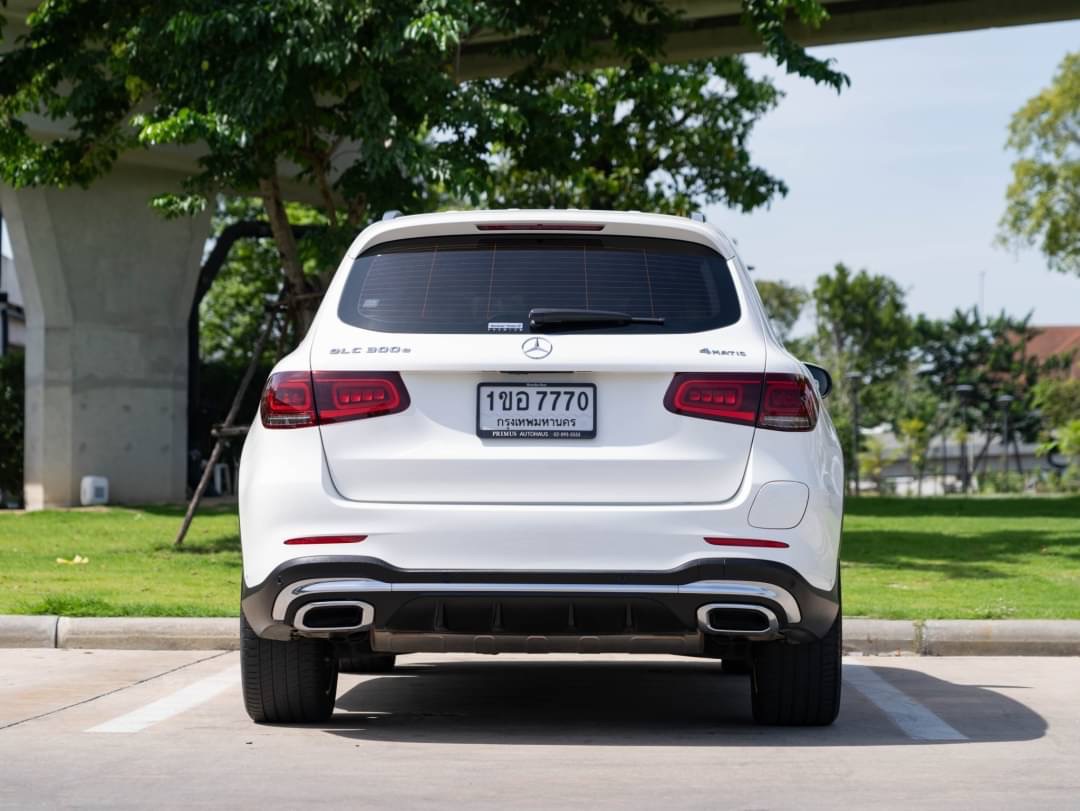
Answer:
260 372 409 429
475 223 605 231
664 373 817 431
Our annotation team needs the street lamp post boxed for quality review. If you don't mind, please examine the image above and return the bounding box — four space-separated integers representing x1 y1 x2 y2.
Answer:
846 372 863 497
937 401 950 494
954 384 975 493
996 393 1015 478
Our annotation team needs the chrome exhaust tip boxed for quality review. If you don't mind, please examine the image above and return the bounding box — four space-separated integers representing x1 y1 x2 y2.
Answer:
696 603 781 639
293 600 375 633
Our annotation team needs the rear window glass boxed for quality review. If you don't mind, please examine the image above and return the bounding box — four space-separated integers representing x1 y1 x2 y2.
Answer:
337 234 740 334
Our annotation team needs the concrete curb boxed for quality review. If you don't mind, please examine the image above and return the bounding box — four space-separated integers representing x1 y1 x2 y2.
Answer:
921 619 1080 656
2 615 1080 654
842 619 919 655
0 615 59 648
55 617 241 650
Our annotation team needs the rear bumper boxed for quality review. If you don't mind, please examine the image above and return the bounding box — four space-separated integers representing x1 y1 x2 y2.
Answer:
238 420 845 593
241 555 840 647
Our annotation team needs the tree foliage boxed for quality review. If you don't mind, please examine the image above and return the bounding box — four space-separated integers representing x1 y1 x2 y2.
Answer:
198 199 330 369
0 1 846 328
998 51 1080 275
1033 377 1080 432
755 279 808 342
914 309 1071 474
473 59 788 214
896 416 933 495
1032 377 1080 483
857 435 896 494
810 263 913 437
740 0 848 93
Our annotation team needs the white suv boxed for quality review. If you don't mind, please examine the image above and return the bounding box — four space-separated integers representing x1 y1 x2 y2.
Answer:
239 210 845 726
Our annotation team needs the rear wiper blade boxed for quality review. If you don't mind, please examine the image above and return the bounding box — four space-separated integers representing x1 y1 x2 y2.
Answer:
528 308 665 332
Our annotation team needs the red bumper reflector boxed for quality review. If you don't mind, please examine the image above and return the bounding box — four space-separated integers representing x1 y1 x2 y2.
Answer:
704 537 789 548
284 535 368 545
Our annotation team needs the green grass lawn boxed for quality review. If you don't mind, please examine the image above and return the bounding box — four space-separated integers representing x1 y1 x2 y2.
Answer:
842 496 1080 620
0 505 241 617
0 497 1078 619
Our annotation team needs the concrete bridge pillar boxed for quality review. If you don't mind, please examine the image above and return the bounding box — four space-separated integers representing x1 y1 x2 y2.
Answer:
1 166 210 508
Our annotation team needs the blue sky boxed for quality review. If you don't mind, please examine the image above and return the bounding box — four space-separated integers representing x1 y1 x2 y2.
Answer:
4 20 1079 326
706 19 1080 329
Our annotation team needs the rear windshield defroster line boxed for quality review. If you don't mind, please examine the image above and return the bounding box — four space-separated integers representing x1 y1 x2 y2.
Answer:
337 234 741 334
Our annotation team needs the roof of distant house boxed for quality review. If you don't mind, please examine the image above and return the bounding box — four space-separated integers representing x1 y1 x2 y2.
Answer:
1027 326 1080 378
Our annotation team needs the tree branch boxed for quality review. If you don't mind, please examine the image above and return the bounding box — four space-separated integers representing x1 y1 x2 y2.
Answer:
258 174 316 329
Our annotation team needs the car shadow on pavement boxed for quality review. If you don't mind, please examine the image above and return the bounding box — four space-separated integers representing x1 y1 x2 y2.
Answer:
325 659 1047 746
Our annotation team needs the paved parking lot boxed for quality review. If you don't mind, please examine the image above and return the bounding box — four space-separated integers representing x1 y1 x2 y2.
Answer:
1 649 1078 808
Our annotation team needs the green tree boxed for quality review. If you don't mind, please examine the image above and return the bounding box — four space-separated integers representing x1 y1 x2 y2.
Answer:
812 263 913 392
857 435 897 494
1033 377 1080 430
475 59 787 214
755 279 808 343
198 198 331 369
1060 420 1080 486
896 417 932 495
998 52 1080 275
805 263 914 485
1032 376 1080 485
1 0 847 335
915 309 1072 476
890 366 943 495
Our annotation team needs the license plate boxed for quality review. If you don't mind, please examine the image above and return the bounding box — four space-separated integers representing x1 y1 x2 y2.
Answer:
477 382 597 439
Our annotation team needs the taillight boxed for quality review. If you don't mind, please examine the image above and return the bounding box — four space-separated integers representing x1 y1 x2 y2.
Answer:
664 374 762 426
664 373 817 431
757 374 817 431
260 371 409 429
261 371 317 428
312 372 410 423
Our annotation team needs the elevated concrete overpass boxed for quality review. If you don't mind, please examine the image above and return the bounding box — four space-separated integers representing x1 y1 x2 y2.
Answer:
1 0 1077 507
457 0 1080 78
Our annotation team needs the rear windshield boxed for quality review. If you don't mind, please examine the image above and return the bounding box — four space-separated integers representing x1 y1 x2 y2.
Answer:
337 234 740 334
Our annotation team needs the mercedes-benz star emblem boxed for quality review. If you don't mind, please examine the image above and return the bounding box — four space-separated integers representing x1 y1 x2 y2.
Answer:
522 336 553 359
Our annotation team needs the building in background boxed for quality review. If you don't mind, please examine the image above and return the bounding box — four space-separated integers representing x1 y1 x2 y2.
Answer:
872 428 1058 496
1027 326 1080 380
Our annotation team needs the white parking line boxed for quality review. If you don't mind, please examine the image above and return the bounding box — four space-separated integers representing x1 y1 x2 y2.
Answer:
845 661 967 741
87 665 240 734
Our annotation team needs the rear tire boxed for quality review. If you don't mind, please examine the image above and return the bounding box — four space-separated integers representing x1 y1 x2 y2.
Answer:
240 613 338 724
750 612 842 726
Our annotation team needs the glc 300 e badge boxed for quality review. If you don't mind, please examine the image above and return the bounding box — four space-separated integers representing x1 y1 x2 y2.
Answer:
522 336 553 359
